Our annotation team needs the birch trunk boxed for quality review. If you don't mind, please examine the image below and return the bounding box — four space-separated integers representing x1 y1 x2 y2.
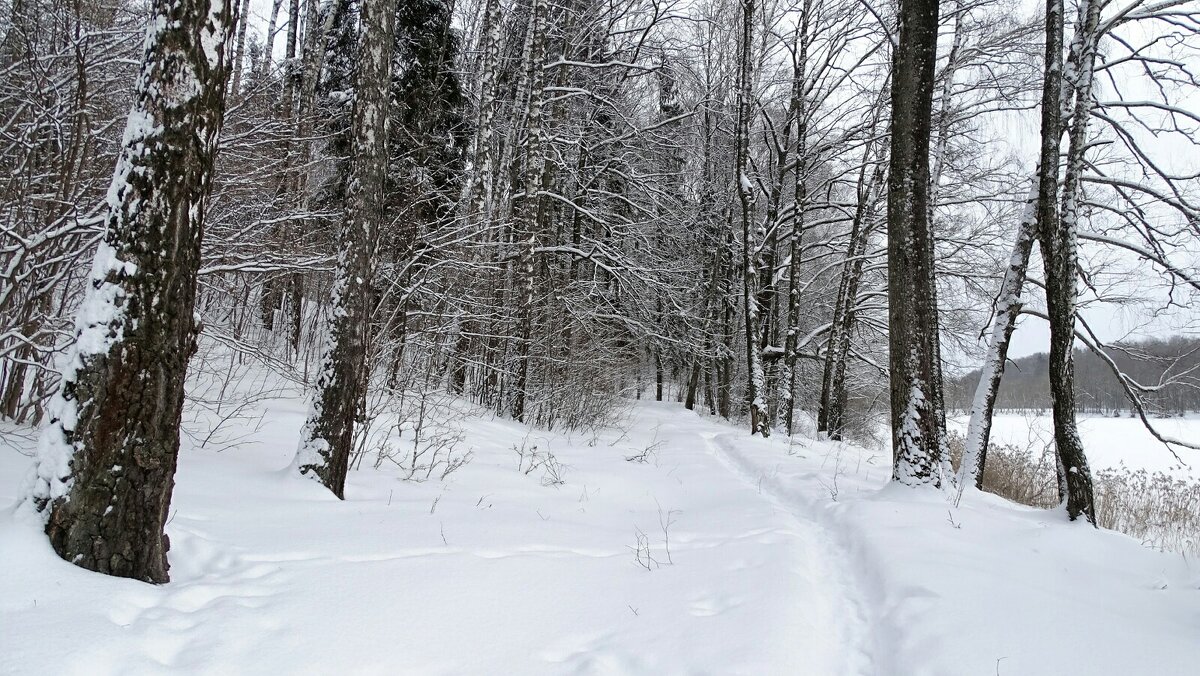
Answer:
510 0 549 423
779 0 810 435
1044 0 1100 522
960 185 1038 489
735 0 769 436
294 0 399 499
23 0 234 583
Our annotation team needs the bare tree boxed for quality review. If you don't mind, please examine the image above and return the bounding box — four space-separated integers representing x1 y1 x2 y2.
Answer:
735 0 769 436
294 0 399 499
888 0 951 486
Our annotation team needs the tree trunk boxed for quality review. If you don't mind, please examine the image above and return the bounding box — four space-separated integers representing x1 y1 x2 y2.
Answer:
231 0 251 93
684 360 701 410
961 0 1094 491
888 0 949 486
735 0 768 436
779 0 810 435
262 0 285 75
22 0 234 583
294 0 399 499
819 136 883 440
961 185 1038 488
1042 0 1099 522
510 0 549 423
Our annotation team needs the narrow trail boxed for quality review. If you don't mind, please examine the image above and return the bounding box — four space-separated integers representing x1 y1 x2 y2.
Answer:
634 405 879 675
699 429 878 676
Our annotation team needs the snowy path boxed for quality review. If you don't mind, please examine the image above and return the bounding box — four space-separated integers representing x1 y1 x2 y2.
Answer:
702 430 877 675
1 402 876 675
6 401 1197 675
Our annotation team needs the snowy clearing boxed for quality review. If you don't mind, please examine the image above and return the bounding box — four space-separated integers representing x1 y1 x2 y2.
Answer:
949 413 1200 479
2 396 1198 675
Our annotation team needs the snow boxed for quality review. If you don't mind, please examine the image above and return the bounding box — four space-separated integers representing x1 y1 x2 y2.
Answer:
738 170 753 194
951 412 1200 480
200 0 229 69
18 237 140 519
1 382 1197 674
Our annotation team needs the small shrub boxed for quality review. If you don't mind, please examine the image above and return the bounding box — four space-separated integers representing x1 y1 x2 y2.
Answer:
512 436 568 487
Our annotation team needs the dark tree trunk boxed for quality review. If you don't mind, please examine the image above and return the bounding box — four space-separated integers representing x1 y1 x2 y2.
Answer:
23 0 234 583
655 354 664 401
1040 0 1098 522
294 0 399 499
684 360 701 410
887 0 949 486
719 216 737 420
735 0 769 436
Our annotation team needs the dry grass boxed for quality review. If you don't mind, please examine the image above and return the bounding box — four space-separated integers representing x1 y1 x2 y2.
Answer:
947 431 1200 556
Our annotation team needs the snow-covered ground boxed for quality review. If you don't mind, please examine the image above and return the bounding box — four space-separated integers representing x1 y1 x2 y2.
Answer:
948 412 1200 479
2 391 1198 675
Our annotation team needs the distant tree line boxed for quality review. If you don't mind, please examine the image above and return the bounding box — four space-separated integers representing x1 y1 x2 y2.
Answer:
948 336 1200 416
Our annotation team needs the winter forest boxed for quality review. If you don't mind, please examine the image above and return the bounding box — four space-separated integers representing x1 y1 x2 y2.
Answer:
2 0 1200 672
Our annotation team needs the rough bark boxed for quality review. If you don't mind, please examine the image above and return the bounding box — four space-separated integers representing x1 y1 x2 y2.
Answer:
888 0 950 486
22 0 234 583
961 0 1094 491
510 0 549 423
1043 0 1099 522
735 0 769 436
294 0 399 499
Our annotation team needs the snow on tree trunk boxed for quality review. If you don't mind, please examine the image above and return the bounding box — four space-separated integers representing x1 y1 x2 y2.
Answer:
735 0 769 437
961 0 1093 493
463 0 502 226
510 0 549 424
1043 0 1100 523
779 0 814 435
888 0 951 487
20 0 234 583
960 183 1038 489
294 0 399 499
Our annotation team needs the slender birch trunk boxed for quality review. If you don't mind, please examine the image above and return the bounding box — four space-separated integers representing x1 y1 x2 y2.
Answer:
510 0 550 423
960 185 1038 489
779 0 810 434
735 0 768 436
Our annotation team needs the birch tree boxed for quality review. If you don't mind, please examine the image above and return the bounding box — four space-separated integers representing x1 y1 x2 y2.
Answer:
294 0 399 499
21 0 234 582
735 0 769 436
1040 0 1101 522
